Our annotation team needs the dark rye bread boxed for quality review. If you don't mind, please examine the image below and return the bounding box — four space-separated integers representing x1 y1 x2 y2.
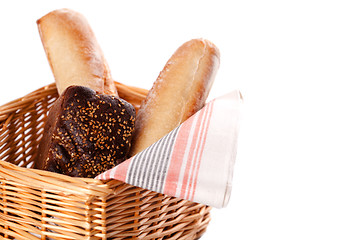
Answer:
35 86 135 178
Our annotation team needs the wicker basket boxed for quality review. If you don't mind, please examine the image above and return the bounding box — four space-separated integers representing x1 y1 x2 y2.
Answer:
0 82 211 240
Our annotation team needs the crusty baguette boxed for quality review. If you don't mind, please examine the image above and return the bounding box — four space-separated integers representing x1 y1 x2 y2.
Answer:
130 39 220 155
37 8 117 96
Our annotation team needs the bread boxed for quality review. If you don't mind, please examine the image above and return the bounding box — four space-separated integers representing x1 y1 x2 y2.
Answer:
37 8 118 96
130 39 220 155
35 86 135 178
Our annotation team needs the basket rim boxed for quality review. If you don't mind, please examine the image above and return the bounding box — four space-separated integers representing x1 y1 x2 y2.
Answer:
0 82 147 121
0 160 112 197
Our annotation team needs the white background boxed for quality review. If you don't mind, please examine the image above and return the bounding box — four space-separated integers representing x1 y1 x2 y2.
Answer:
1 1 360 239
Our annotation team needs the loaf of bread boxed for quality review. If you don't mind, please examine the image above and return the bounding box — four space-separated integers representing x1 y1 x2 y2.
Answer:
37 8 118 96
130 39 220 155
35 86 135 178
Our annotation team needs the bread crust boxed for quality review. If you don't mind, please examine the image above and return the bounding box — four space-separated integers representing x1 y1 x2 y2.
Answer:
35 86 135 177
103 60 118 96
130 39 220 155
37 9 117 96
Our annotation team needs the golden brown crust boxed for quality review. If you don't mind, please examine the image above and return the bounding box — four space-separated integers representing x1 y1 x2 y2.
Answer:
103 60 118 96
130 39 220 155
37 9 117 96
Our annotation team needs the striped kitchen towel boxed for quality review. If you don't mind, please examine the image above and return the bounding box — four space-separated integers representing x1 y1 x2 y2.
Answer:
96 90 243 208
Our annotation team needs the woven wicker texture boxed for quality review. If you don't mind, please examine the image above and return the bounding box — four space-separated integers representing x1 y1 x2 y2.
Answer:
0 82 211 239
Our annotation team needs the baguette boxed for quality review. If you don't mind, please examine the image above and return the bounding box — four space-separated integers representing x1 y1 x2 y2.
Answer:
37 8 117 96
130 39 220 155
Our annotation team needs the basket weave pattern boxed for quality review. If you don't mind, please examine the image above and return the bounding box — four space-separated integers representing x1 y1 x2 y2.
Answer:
0 83 211 239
